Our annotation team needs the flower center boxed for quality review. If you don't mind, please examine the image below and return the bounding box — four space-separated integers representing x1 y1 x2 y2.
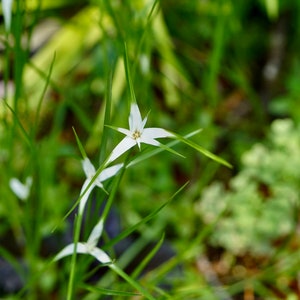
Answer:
85 242 96 253
132 130 141 140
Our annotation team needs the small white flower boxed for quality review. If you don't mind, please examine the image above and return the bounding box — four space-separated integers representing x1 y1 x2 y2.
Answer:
9 177 32 201
107 103 173 164
79 158 123 215
2 0 13 31
54 219 111 264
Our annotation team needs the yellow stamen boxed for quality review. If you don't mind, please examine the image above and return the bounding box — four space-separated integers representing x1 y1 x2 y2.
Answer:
132 130 141 139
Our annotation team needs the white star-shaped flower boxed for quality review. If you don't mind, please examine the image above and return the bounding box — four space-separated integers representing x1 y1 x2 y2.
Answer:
79 158 123 215
107 103 173 164
54 219 111 264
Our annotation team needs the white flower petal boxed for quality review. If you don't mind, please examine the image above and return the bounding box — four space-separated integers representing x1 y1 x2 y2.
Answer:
129 103 143 131
110 103 173 160
107 137 136 164
98 164 123 183
87 219 104 246
140 135 160 146
90 247 112 264
94 179 104 189
117 127 132 136
54 243 87 261
82 158 96 179
79 179 95 215
9 178 31 200
2 0 13 31
143 128 174 139
141 116 148 131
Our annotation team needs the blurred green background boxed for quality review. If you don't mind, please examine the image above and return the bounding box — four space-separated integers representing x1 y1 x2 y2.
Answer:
1 0 300 299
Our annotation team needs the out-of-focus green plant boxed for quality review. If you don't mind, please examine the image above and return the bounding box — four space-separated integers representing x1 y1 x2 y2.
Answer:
197 118 300 255
270 61 300 123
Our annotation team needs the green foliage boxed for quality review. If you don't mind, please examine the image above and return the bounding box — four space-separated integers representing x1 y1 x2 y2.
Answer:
198 119 300 255
2 0 300 298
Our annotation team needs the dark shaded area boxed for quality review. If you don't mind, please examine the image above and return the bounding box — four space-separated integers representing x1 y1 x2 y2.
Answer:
0 196 178 297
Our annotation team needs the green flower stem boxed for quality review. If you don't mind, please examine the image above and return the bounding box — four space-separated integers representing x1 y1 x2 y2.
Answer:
66 212 83 300
98 69 113 164
123 42 137 106
66 155 127 299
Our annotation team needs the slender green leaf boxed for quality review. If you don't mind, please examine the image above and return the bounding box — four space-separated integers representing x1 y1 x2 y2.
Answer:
123 42 137 106
170 131 232 168
157 140 185 158
72 127 87 159
3 101 32 148
131 233 165 279
104 182 189 249
99 69 113 164
127 129 202 168
109 263 155 300
81 284 140 296
33 53 56 137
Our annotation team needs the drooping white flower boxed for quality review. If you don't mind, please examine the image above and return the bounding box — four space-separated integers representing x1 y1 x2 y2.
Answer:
79 158 123 215
107 103 173 164
9 177 32 201
54 218 111 264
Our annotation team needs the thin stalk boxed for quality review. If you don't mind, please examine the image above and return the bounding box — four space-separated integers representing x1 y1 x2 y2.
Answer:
100 155 128 223
132 0 160 74
123 42 137 106
13 0 25 112
206 0 226 107
2 33 10 108
66 156 127 299
98 68 113 164
66 212 83 300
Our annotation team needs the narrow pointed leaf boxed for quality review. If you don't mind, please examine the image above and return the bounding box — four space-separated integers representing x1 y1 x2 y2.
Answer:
132 233 165 279
73 127 87 159
155 141 185 158
109 264 155 300
99 69 113 163
171 131 232 168
127 129 202 168
123 42 137 105
105 182 189 249
82 285 140 296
